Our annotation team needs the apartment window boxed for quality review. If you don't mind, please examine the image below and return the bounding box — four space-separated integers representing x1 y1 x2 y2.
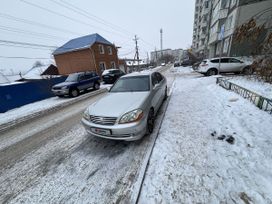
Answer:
223 37 230 53
108 46 113 55
230 0 236 7
99 44 104 54
99 62 106 71
204 1 209 8
225 15 233 30
221 0 229 9
111 61 116 68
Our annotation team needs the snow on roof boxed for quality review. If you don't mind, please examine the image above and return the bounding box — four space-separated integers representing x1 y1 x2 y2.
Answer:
53 33 113 55
23 65 49 79
0 73 10 84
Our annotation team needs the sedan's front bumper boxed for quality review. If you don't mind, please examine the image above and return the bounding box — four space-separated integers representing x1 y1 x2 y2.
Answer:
81 116 147 141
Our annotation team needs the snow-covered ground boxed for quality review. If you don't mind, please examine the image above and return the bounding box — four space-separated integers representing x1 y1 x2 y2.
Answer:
227 76 272 99
139 74 272 203
1 67 271 203
170 65 194 74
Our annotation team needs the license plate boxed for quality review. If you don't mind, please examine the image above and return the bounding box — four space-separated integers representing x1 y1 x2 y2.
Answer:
91 128 111 136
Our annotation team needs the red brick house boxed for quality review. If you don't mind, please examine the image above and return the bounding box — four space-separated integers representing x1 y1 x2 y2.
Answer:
53 33 119 75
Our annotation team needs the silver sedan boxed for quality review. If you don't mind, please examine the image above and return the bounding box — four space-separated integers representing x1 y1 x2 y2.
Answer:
81 71 167 141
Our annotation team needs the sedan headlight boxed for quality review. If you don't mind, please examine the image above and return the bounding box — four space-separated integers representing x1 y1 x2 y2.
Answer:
61 86 68 89
119 109 143 124
83 109 90 121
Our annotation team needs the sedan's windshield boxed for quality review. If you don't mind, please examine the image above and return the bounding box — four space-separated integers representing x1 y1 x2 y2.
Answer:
110 76 150 92
65 73 79 82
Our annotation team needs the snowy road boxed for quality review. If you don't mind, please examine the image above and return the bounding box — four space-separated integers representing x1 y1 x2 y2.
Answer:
0 68 175 203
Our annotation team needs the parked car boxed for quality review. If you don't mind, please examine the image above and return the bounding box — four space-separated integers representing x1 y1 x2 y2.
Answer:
196 57 252 76
102 69 125 84
161 62 166 66
81 71 167 141
51 71 100 97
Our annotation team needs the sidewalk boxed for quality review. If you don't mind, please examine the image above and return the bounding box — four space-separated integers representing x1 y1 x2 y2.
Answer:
138 74 272 203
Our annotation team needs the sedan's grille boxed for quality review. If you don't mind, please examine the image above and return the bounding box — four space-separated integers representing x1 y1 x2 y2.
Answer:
89 115 117 126
53 87 61 90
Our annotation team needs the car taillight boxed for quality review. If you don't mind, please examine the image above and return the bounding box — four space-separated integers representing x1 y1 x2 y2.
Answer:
201 64 208 67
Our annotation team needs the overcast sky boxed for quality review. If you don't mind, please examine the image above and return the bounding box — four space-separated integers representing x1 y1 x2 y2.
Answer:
0 0 195 74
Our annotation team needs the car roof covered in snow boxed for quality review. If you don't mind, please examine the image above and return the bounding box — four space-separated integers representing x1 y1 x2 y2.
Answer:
53 33 113 55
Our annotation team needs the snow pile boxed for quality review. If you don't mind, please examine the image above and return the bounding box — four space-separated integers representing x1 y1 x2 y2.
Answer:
22 66 48 79
228 76 272 99
170 66 194 74
139 76 272 203
0 73 10 84
0 97 71 125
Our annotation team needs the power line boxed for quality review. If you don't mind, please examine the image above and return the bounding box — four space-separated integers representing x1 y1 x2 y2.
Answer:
0 39 57 49
20 0 131 40
50 0 132 38
58 0 135 36
0 25 65 41
0 55 51 60
0 12 82 36
0 43 55 51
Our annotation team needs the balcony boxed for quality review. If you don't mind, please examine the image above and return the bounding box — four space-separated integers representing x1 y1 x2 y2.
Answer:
200 32 207 40
201 20 208 28
211 8 229 26
219 8 228 19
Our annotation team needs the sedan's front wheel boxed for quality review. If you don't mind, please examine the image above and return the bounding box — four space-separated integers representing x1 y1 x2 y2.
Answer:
147 109 155 134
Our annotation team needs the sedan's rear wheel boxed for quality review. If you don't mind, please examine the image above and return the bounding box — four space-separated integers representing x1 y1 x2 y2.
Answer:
147 109 155 134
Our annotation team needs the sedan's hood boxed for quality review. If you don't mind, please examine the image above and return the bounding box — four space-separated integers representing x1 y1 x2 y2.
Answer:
88 92 149 117
53 81 76 88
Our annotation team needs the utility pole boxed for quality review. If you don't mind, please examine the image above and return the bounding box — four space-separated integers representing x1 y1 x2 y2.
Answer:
133 35 140 71
146 52 149 65
160 28 163 62
155 47 158 66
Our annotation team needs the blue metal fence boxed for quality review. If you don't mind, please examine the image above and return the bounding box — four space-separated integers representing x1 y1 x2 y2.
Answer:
0 77 66 113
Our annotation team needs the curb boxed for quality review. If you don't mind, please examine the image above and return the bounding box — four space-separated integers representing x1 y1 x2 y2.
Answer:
131 77 176 204
0 88 108 133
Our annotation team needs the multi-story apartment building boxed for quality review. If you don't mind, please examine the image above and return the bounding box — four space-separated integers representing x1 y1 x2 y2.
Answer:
192 0 272 58
192 0 212 58
150 49 184 62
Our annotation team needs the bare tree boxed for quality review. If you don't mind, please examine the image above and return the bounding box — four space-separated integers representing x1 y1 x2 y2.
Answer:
233 18 272 83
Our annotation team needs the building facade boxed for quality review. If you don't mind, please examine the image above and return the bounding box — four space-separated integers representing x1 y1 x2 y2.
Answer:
192 0 212 58
150 48 184 62
192 0 272 58
53 33 119 76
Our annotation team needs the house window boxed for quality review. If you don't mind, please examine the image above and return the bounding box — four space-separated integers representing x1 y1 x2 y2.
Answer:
111 61 116 68
99 62 106 71
99 44 104 54
108 47 113 55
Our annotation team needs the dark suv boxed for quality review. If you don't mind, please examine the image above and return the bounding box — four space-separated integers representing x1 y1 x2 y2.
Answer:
102 69 125 84
52 72 100 97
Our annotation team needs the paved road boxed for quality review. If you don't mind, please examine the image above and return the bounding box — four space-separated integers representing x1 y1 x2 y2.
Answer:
0 67 175 204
